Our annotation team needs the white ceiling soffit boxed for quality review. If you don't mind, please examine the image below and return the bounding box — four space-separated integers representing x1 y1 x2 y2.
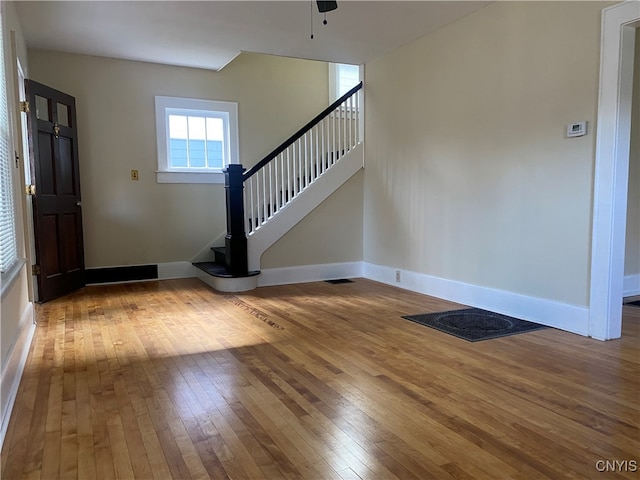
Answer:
14 1 491 71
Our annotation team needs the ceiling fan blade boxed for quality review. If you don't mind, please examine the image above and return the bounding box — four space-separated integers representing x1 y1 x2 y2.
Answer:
316 1 338 13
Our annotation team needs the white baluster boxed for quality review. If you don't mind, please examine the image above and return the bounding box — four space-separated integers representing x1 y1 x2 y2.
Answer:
332 111 336 165
286 146 291 203
281 152 285 207
291 142 296 197
343 100 347 156
315 124 319 181
274 154 279 213
243 180 249 234
247 176 255 232
321 118 326 174
348 96 352 150
268 162 273 219
303 133 308 189
262 168 267 225
355 92 360 144
298 138 302 193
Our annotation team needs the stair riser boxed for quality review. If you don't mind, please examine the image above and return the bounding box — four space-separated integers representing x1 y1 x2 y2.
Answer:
196 270 258 292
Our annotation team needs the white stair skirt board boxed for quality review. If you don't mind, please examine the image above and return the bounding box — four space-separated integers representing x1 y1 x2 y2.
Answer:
258 262 363 287
247 143 364 272
363 263 590 337
195 269 258 293
1 302 35 449
623 274 640 298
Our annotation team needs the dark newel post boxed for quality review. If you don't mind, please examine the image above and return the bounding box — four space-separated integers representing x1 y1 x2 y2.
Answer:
224 164 248 275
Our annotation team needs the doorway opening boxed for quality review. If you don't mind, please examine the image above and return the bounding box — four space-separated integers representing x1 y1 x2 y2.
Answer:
590 3 640 340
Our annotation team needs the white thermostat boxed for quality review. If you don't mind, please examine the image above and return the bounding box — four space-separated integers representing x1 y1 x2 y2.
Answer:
567 121 587 137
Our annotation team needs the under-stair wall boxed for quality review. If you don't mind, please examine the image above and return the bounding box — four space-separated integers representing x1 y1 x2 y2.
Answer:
247 143 363 271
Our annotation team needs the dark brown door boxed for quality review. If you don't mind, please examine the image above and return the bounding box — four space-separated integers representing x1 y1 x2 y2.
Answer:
26 80 85 302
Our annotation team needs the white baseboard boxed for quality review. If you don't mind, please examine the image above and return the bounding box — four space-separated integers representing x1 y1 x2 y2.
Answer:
1 302 35 449
259 262 363 287
363 262 590 336
623 274 640 298
158 261 197 280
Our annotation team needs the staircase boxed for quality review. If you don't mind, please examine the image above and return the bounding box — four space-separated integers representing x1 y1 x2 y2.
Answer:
194 82 363 292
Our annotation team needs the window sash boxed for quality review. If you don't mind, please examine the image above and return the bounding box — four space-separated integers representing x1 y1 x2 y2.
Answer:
0 6 18 275
155 96 239 184
165 110 229 171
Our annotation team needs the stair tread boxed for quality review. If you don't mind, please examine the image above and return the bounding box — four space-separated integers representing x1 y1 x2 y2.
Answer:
193 262 259 279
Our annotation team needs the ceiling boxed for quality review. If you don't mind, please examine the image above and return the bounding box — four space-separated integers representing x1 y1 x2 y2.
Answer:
14 1 491 71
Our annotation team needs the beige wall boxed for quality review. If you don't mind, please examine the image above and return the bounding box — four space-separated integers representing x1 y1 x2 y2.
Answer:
27 51 330 267
261 171 363 268
364 1 611 306
624 27 640 278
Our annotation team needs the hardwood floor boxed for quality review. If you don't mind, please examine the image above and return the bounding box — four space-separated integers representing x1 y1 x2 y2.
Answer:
2 278 639 479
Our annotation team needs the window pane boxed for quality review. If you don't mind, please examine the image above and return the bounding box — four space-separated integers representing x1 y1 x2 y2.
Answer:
35 95 50 121
187 116 206 140
169 115 187 139
207 140 223 168
206 117 224 141
57 103 70 126
169 138 188 167
337 64 359 97
189 139 206 167
168 115 188 168
187 117 206 168
206 117 224 168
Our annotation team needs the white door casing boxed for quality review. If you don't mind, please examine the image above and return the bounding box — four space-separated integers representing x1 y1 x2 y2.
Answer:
590 2 639 340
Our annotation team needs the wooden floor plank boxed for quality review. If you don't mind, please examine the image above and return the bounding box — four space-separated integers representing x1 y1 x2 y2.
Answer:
1 278 638 479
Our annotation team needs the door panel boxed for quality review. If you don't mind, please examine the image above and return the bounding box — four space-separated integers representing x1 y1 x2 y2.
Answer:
37 132 55 194
58 137 74 194
41 215 60 274
62 213 81 270
26 80 85 302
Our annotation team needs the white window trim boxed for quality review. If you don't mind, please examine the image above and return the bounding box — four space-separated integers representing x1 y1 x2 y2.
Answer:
0 2 20 297
155 96 239 184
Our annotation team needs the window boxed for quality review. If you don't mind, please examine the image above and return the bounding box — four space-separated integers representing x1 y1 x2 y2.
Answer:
0 6 19 286
155 96 239 184
329 63 361 102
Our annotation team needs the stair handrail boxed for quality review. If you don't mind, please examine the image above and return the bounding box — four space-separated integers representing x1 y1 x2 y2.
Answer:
243 81 363 181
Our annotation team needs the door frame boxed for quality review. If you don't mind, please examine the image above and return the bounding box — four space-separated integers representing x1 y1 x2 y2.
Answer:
14 57 37 303
589 2 639 340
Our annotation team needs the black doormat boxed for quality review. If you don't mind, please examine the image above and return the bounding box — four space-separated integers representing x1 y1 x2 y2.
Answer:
402 308 548 342
626 300 640 307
